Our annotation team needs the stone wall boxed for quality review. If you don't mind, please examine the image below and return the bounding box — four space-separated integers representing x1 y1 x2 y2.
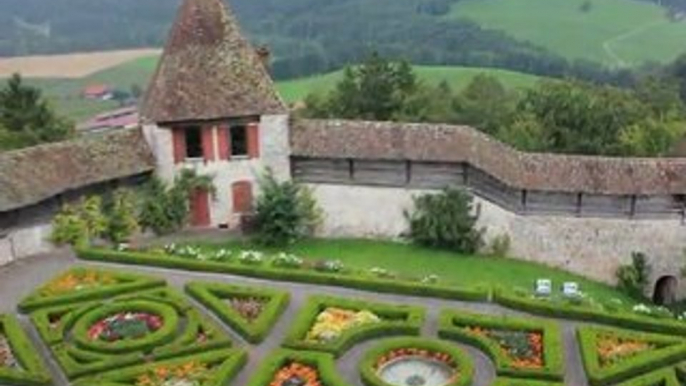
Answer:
0 223 53 266
308 183 686 297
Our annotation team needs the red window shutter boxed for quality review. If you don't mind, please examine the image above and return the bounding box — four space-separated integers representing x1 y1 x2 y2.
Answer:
172 128 186 164
201 126 216 162
232 181 254 214
247 122 260 159
217 125 231 160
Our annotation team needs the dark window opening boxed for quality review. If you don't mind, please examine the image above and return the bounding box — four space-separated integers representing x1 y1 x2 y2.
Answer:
231 125 248 157
185 126 203 158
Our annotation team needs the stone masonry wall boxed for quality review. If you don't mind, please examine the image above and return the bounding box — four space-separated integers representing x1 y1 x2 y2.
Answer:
308 183 686 297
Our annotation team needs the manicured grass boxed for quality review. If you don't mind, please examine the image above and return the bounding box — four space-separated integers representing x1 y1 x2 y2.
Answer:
276 65 542 102
448 0 686 67
190 238 634 305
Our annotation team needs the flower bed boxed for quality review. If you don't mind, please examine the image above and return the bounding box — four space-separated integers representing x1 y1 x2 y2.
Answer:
438 310 563 381
77 248 489 304
19 267 165 312
135 360 210 386
360 338 474 386
0 315 51 386
306 308 380 343
283 296 424 357
245 349 347 386
577 327 686 386
185 281 290 344
24 273 233 380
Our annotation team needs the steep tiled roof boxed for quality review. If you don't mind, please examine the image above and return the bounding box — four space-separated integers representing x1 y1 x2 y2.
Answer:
0 128 155 212
140 0 286 124
291 119 686 195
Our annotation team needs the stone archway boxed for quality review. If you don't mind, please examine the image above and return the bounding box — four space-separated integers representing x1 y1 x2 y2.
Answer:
653 276 678 306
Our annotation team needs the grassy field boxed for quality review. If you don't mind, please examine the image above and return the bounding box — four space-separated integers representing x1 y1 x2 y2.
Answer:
449 0 686 67
5 56 541 121
189 238 634 305
276 65 541 102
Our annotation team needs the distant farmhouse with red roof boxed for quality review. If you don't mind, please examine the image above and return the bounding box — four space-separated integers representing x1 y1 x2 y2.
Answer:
77 106 139 133
82 84 113 100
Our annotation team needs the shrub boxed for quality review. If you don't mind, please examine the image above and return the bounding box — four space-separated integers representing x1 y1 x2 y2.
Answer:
404 187 483 253
483 233 512 257
139 170 215 235
51 196 107 247
616 252 652 300
254 169 322 246
104 189 139 244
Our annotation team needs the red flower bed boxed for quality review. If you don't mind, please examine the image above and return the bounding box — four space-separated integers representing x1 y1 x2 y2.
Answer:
88 312 163 342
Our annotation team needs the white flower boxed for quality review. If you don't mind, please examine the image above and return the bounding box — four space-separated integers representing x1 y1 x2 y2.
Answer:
632 304 652 314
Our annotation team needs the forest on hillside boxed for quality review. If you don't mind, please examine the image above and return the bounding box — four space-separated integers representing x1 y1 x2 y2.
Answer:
1 0 684 85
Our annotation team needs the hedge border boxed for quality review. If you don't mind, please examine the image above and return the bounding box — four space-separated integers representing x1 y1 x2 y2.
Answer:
245 349 349 386
70 300 180 354
28 286 233 379
185 281 290 344
489 377 564 386
613 367 681 386
18 266 166 313
77 248 489 302
359 337 474 386
438 309 564 381
577 326 686 386
72 347 247 386
493 289 686 336
282 295 425 357
0 315 52 386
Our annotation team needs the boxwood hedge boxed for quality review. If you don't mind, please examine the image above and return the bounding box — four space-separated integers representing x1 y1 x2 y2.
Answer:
77 248 489 302
245 349 348 386
489 378 563 386
577 326 686 386
438 309 564 381
185 281 290 344
359 337 474 386
282 295 425 357
0 315 52 386
614 367 681 386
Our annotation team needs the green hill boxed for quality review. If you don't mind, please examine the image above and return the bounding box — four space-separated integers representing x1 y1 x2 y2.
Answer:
12 57 542 121
277 66 542 102
449 0 686 67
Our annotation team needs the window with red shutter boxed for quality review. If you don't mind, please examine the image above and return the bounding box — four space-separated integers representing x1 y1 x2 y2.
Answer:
201 126 216 162
247 123 259 159
217 125 231 160
172 128 186 164
230 125 248 157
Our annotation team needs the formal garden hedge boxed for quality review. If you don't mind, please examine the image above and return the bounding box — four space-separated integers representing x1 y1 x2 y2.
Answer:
282 295 425 357
359 337 475 386
18 266 165 313
577 326 686 386
185 281 290 344
438 309 564 381
77 248 489 301
23 268 234 380
0 315 51 386
489 378 564 386
494 289 686 336
72 348 247 386
613 367 681 386
245 349 348 386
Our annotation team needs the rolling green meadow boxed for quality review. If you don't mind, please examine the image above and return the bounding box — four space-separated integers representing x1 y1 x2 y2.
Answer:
10 56 542 121
449 0 686 67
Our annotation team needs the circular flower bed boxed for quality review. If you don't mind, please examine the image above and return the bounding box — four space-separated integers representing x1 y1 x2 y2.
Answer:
88 312 163 342
72 300 179 354
361 338 473 386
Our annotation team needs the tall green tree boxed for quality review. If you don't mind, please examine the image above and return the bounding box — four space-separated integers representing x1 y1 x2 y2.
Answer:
0 73 72 150
454 74 515 135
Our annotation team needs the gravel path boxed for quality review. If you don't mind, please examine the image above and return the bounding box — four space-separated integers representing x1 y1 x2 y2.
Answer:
0 251 590 386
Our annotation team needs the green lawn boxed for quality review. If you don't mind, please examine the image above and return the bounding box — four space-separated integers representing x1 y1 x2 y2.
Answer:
9 58 541 121
448 0 686 67
276 65 542 102
190 238 634 305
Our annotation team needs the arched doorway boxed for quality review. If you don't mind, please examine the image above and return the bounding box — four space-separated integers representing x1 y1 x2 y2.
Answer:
653 276 678 305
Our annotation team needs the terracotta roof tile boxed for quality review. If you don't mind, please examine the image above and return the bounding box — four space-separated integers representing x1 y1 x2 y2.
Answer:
140 0 286 124
0 128 155 212
291 119 686 195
